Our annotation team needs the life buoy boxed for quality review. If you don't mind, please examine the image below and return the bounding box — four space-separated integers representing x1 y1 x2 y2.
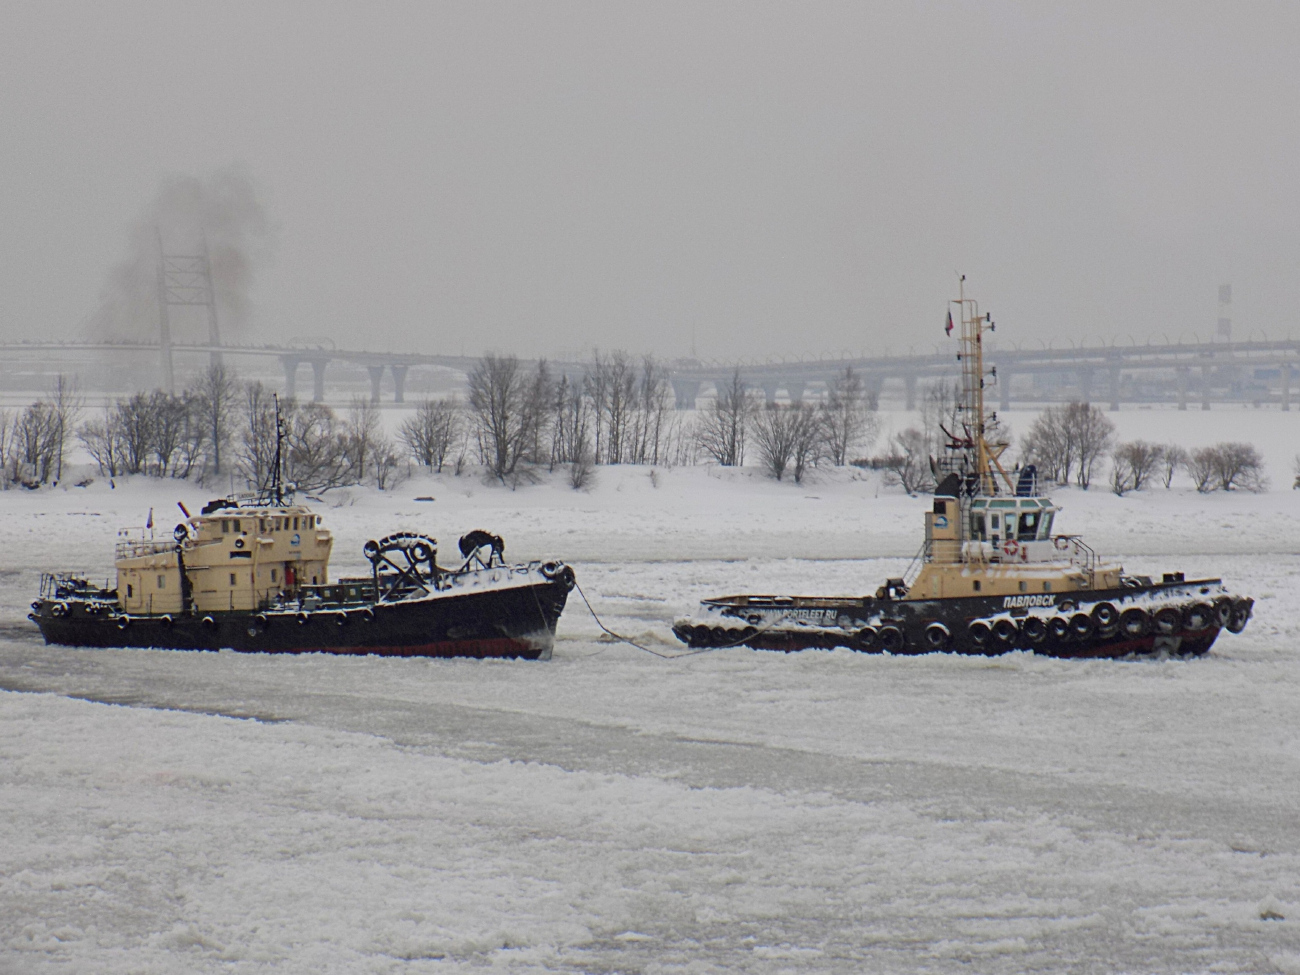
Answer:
1054 536 1071 552
1002 539 1019 558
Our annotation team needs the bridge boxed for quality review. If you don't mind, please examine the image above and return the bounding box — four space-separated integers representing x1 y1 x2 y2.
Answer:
0 337 1298 411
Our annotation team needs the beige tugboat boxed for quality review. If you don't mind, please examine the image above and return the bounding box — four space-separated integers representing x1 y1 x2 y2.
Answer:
31 405 575 658
674 282 1254 657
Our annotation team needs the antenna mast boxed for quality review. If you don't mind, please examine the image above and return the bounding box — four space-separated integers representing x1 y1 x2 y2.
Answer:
952 277 1012 496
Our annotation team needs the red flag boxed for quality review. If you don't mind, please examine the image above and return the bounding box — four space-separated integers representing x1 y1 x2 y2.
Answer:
945 309 954 336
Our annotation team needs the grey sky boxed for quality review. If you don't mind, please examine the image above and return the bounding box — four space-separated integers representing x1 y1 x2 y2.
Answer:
2 1 1297 360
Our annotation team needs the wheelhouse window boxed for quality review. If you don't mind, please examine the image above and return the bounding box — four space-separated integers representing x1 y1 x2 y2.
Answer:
157 575 165 589
1018 511 1041 539
221 519 229 534
971 514 986 539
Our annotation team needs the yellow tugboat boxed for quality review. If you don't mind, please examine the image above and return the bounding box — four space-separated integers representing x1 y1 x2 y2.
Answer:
31 406 575 659
674 283 1254 657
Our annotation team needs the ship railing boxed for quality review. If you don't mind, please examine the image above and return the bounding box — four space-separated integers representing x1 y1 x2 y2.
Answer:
114 536 178 560
903 540 931 587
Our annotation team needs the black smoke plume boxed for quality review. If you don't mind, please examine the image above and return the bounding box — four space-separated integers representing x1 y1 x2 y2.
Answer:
90 165 271 344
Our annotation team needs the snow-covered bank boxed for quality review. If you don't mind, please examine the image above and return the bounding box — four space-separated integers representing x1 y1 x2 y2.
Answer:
2 440 1299 972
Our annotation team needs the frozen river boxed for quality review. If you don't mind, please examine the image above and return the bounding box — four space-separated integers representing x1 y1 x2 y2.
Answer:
3 463 1300 972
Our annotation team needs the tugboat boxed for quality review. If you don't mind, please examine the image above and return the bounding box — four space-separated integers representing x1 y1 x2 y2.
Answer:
673 283 1254 658
30 406 575 659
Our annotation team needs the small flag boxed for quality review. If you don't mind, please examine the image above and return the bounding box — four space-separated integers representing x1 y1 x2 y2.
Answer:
945 309 954 336
146 507 153 530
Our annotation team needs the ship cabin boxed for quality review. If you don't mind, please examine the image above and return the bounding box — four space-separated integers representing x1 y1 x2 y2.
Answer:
908 491 1121 600
115 502 333 616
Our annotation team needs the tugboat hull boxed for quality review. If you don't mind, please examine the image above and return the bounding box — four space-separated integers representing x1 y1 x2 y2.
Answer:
32 569 574 660
673 579 1253 659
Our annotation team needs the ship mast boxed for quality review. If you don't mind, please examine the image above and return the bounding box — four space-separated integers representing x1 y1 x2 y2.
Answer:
951 278 1013 496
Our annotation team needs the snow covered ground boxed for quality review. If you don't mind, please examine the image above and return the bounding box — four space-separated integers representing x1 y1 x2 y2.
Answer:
3 407 1300 973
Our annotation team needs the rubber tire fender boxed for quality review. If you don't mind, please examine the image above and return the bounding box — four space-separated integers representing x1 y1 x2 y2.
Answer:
877 624 904 654
1227 598 1253 634
1091 602 1119 634
1182 603 1212 633
1119 607 1150 638
853 626 878 652
1153 606 1182 635
1213 597 1234 629
992 618 1019 646
967 620 991 647
1021 616 1048 644
690 625 712 647
1047 617 1072 643
1070 613 1095 640
923 622 951 650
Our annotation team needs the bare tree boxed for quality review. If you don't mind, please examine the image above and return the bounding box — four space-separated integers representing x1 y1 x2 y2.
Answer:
345 398 382 484
371 433 405 490
238 382 278 492
77 412 118 479
1022 401 1113 488
0 409 13 487
468 354 547 483
190 363 239 476
753 403 823 483
1071 402 1115 490
399 398 461 473
285 402 352 491
696 369 755 467
752 403 800 480
1160 444 1187 489
1110 441 1163 496
1186 447 1218 493
48 375 83 484
874 427 933 495
1208 442 1267 492
821 367 878 466
13 400 60 484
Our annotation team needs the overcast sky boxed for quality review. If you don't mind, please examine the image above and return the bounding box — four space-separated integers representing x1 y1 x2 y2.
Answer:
2 1 1297 360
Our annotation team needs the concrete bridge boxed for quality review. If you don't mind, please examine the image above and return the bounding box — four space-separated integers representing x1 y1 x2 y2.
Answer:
1 337 1298 411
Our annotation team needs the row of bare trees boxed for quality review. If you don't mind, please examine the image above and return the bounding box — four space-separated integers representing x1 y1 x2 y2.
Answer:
0 377 84 488
462 353 688 485
695 368 879 483
1112 441 1266 494
70 366 404 491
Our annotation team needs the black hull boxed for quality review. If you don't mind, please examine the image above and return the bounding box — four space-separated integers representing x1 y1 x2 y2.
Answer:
674 580 1253 659
32 576 572 660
